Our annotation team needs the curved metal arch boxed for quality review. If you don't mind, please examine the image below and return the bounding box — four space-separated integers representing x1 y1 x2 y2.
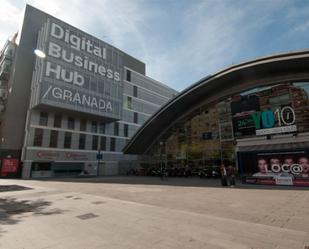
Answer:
123 50 309 154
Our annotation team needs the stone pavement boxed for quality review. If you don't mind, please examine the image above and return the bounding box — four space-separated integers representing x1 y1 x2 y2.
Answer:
0 177 308 249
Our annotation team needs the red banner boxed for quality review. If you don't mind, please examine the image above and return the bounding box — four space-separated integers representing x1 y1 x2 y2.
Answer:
1 159 20 176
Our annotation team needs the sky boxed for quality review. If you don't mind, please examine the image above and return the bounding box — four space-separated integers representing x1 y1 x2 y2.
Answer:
1 0 309 92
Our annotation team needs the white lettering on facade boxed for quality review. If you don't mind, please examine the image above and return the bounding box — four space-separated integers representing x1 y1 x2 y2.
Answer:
47 42 120 82
51 23 107 60
44 86 113 111
45 61 84 86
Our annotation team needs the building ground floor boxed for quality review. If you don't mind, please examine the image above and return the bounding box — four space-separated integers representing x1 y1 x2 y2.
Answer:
136 133 309 187
0 147 138 179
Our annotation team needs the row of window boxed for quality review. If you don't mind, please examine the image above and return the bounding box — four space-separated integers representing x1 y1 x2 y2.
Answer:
34 129 116 151
39 113 129 136
126 70 138 98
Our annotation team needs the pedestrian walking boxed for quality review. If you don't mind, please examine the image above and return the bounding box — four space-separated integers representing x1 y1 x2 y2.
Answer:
220 164 228 186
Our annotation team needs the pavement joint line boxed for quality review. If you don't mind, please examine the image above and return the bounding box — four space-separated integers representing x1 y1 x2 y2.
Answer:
32 190 309 238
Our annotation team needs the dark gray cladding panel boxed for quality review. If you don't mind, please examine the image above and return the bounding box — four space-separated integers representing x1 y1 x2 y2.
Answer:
0 5 50 150
124 53 145 75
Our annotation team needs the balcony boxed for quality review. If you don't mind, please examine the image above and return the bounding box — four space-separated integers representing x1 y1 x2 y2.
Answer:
0 60 12 81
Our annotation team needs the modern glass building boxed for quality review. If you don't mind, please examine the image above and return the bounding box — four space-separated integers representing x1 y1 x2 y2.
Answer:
0 5 177 178
124 51 309 186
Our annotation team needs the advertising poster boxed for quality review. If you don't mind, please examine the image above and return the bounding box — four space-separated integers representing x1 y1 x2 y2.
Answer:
244 151 309 186
1 159 20 177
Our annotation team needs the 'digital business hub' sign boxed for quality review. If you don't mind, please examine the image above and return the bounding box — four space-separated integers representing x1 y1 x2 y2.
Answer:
31 18 124 119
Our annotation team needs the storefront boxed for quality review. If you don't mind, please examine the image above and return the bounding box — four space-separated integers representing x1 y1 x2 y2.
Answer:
124 50 309 186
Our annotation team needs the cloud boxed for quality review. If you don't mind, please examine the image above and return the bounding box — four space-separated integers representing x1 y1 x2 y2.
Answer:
1 0 309 92
0 0 22 47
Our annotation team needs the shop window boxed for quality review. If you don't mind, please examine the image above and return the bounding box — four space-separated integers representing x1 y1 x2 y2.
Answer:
114 122 119 136
33 128 43 146
126 70 131 82
91 121 98 133
80 119 87 131
54 114 62 128
68 117 75 130
39 112 48 126
49 130 58 148
124 124 129 137
64 132 72 148
79 134 86 150
99 122 105 134
92 135 98 150
110 137 116 151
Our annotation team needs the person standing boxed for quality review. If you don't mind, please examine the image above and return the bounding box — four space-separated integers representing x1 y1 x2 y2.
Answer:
220 164 228 186
227 164 236 187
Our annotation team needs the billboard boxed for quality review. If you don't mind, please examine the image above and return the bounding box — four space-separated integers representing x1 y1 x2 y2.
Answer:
230 84 305 138
1 159 20 177
30 18 124 119
242 151 309 186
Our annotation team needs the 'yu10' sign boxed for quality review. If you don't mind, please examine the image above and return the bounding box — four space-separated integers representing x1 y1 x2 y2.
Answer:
251 106 297 135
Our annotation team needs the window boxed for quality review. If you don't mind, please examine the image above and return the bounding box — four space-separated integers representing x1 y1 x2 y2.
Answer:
124 124 129 137
54 114 62 128
64 132 72 148
33 128 43 146
68 117 75 129
100 136 106 151
91 121 98 133
110 137 116 151
49 130 58 147
126 70 131 82
80 118 87 131
134 112 138 124
114 122 119 136
126 96 132 110
79 134 86 150
92 135 98 150
99 122 105 134
133 85 138 97
39 112 48 126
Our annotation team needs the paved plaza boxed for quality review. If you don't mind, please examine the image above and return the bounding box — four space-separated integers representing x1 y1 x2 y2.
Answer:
0 177 308 249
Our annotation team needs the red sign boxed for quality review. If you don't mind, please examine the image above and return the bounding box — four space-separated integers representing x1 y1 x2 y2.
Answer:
1 159 19 176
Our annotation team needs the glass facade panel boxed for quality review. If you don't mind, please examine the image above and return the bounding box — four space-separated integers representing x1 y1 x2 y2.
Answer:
79 134 86 150
91 121 98 133
124 124 129 137
99 122 105 134
100 136 106 151
80 119 87 131
54 114 62 128
39 112 48 126
68 117 75 130
33 128 43 146
92 135 98 150
114 122 119 136
110 138 116 151
146 82 309 177
63 132 72 148
49 130 58 147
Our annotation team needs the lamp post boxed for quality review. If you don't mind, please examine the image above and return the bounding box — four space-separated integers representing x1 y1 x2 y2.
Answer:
159 141 163 180
97 136 102 176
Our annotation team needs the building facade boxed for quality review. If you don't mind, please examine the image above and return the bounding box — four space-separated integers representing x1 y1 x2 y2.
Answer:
0 5 177 178
124 51 309 187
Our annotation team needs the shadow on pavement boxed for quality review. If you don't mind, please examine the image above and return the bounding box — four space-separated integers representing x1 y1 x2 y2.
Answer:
0 197 65 236
24 176 309 190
